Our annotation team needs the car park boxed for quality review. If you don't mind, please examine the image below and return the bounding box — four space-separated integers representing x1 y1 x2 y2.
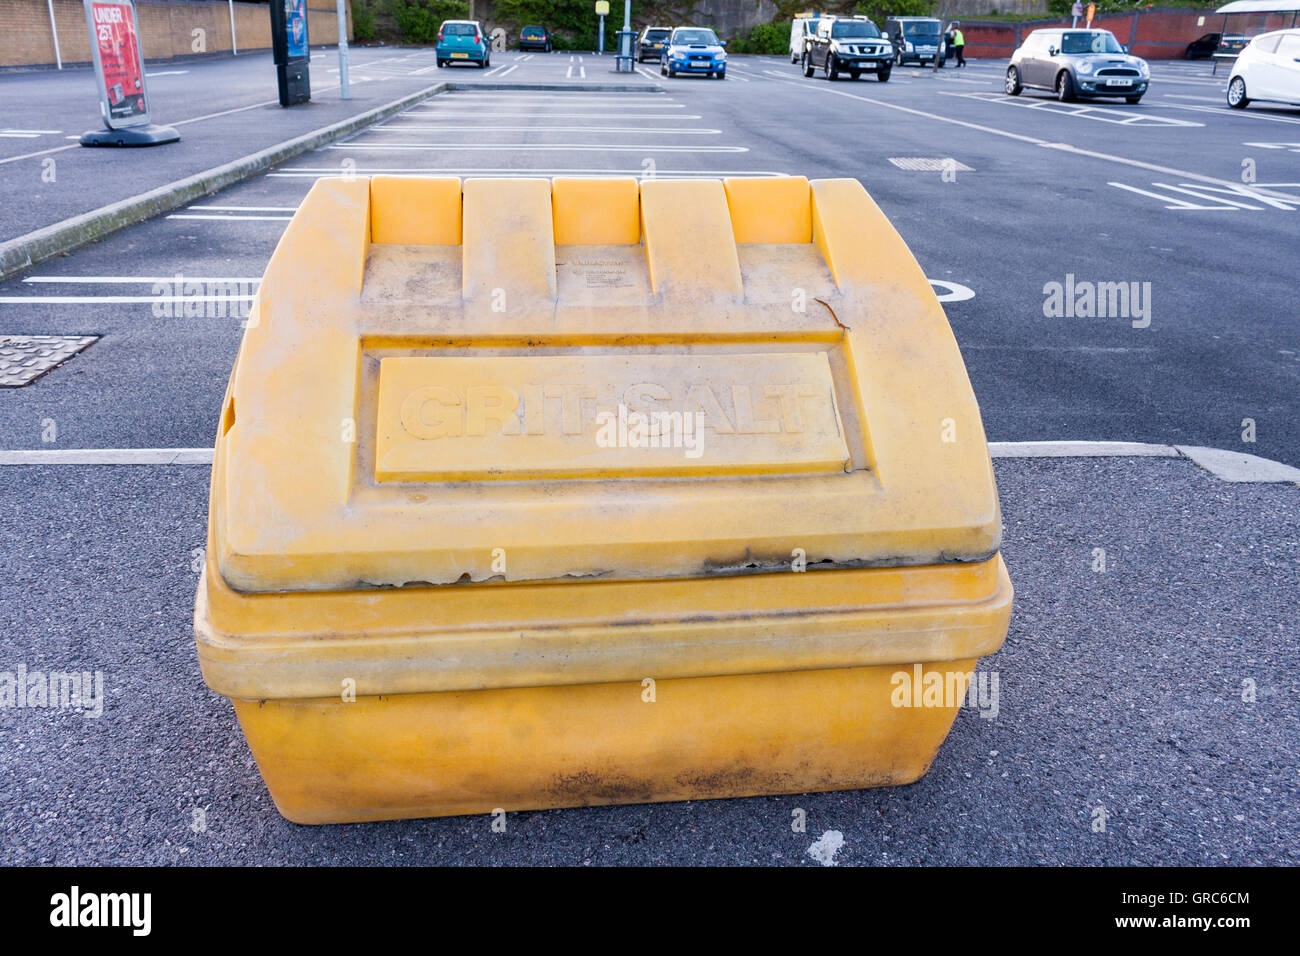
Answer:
804 16 892 81
790 14 835 62
518 25 552 53
1184 32 1248 59
436 20 490 68
1227 29 1300 108
885 16 945 67
638 26 673 62
1005 28 1149 103
660 27 727 79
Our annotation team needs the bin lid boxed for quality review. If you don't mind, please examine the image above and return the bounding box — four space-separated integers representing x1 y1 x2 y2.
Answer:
212 175 1000 593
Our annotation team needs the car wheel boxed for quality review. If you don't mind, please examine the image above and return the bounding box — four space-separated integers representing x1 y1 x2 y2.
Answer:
824 53 839 80
1005 66 1022 96
482 57 490 69
1056 70 1076 102
1227 76 1249 108
667 65 676 78
661 61 667 76
716 70 726 80
938 57 946 68
803 53 815 78
436 59 446 68
895 51 903 67
1125 94 1143 104
876 68 891 82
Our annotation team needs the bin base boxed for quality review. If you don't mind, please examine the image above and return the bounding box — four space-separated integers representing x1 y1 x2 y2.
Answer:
232 660 979 824
80 125 180 148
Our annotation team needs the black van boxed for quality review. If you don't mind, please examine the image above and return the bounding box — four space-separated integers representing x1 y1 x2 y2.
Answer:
885 16 945 67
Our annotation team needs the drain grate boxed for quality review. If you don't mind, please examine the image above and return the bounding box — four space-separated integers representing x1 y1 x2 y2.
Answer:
888 157 974 172
0 335 99 387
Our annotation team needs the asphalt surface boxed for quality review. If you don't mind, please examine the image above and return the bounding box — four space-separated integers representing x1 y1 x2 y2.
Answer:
1 456 1295 865
0 49 1297 865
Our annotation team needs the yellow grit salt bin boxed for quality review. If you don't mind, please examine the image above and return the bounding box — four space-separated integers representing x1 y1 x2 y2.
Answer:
194 175 1013 825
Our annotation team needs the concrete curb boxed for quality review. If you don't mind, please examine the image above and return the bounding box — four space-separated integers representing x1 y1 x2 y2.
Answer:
0 80 664 283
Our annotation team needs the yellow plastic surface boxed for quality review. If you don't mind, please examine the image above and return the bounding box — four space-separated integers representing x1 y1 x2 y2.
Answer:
194 175 1014 824
233 661 980 824
212 175 1002 594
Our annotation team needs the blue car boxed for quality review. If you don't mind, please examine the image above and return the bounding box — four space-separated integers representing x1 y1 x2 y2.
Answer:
660 27 727 79
436 19 490 69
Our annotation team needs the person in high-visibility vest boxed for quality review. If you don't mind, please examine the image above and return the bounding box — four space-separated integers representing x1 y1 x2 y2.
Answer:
951 22 965 67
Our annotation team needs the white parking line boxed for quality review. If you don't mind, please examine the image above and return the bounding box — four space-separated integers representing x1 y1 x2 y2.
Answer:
327 143 748 152
757 71 1300 204
5 442 1295 483
371 125 721 134
1161 103 1300 126
271 167 788 178
21 276 259 284
935 90 1203 127
0 295 255 304
165 214 294 221
394 111 700 119
184 205 300 212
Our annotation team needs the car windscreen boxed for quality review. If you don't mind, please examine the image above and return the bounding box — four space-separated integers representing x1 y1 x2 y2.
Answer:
1061 31 1123 54
832 21 882 39
672 29 719 45
442 23 477 36
902 22 940 37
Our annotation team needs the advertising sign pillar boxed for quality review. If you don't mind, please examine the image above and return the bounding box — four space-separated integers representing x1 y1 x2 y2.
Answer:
79 0 179 147
270 0 312 107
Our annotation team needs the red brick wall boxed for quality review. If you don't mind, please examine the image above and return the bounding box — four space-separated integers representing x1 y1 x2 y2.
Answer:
1 0 352 69
961 7 1297 60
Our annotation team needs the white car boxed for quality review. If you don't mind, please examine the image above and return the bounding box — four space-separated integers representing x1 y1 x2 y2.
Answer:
1227 29 1300 108
790 14 835 62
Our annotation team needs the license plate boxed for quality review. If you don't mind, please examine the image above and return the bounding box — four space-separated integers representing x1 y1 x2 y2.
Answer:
1105 78 1132 86
451 53 468 59
858 61 878 69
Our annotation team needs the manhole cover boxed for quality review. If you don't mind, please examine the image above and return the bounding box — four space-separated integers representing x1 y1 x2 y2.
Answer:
888 157 974 172
0 335 99 387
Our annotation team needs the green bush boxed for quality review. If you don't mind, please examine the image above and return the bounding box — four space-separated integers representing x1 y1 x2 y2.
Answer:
390 0 471 45
352 0 378 41
494 0 600 51
733 20 791 55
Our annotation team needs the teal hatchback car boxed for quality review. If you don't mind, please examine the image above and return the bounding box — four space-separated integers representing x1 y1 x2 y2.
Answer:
436 20 490 69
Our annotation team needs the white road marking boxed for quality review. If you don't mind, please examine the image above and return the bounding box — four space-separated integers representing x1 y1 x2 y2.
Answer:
930 279 975 302
1109 180 1300 211
146 70 189 76
370 125 721 134
326 143 748 152
757 71 1300 204
22 276 260 284
165 214 294 221
394 111 699 119
6 442 1296 483
935 90 1203 128
268 167 786 178
0 133 39 138
0 295 255 304
1161 102 1300 126
183 205 300 212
